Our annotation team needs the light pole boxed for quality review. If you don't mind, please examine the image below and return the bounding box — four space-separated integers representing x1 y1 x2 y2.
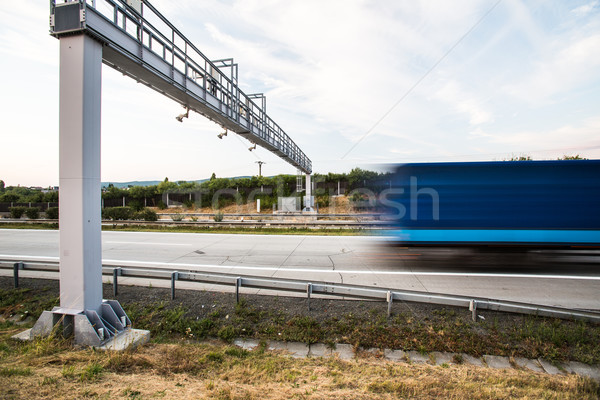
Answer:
255 161 266 177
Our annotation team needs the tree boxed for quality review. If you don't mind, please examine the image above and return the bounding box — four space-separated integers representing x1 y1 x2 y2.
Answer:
559 154 586 160
210 173 216 181
505 154 532 161
0 180 4 193
157 179 178 194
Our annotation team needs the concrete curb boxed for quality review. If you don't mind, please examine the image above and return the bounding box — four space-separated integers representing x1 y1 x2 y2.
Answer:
233 338 600 381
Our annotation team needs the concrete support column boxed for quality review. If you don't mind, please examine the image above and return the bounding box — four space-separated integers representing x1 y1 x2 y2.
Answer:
58 34 103 313
304 174 314 211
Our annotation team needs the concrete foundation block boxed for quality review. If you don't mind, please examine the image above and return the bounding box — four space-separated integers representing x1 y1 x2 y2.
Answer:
97 329 150 351
11 328 33 341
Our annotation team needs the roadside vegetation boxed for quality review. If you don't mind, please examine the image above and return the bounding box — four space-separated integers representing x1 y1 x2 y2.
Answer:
1 279 599 399
0 222 370 236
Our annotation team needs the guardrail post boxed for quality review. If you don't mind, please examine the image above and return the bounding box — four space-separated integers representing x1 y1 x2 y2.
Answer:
307 283 312 311
387 291 393 318
469 300 477 322
113 268 121 297
171 272 179 300
235 277 242 304
13 262 23 288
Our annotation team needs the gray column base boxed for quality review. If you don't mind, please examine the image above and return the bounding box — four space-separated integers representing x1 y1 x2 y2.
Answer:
13 299 143 348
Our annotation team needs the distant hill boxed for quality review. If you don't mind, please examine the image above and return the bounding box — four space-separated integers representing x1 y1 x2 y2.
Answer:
101 176 254 188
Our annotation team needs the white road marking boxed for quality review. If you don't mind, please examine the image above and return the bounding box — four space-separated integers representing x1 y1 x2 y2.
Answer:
1 254 599 281
104 241 189 246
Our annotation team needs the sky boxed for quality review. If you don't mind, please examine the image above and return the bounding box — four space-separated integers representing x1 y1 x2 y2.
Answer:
1 0 599 187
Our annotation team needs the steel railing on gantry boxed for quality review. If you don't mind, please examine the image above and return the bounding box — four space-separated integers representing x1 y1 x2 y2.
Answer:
50 0 312 173
2 257 600 323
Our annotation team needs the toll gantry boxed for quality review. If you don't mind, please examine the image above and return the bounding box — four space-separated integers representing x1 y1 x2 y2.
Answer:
27 0 313 347
50 0 312 174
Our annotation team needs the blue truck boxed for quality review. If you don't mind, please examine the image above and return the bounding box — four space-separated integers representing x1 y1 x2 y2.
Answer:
385 160 600 248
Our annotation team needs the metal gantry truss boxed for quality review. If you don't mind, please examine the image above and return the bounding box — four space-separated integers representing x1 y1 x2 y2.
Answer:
50 0 312 173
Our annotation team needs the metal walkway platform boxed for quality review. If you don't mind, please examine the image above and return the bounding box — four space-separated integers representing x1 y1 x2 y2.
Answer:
50 0 312 173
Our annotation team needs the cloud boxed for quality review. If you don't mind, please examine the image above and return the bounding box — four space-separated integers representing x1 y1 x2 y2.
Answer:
503 30 600 104
434 81 493 125
485 116 600 156
571 1 599 17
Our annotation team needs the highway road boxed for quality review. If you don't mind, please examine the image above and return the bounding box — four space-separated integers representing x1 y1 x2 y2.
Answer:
1 229 599 310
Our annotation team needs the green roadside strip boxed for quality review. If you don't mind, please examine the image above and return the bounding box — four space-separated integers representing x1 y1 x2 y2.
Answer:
0 222 369 236
1 283 600 365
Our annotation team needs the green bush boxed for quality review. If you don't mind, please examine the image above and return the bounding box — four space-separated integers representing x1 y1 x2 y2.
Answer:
157 200 167 210
128 200 144 212
9 207 27 219
102 207 134 220
25 207 40 219
45 207 59 220
213 211 224 222
134 208 158 221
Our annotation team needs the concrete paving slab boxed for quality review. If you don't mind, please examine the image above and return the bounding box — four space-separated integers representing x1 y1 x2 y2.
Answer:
267 340 287 352
432 352 455 366
538 359 564 376
97 329 150 351
267 340 309 358
362 347 384 358
406 350 430 364
566 362 600 380
309 343 332 357
286 342 310 358
384 349 406 362
483 355 512 369
561 363 574 374
234 338 260 350
332 344 354 361
461 354 485 368
513 357 544 373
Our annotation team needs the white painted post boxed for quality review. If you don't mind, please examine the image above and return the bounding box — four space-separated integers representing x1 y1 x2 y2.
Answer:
257 199 260 212
58 34 103 313
304 174 313 211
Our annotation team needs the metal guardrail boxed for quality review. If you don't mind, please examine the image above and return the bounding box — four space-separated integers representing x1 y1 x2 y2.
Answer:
2 258 600 323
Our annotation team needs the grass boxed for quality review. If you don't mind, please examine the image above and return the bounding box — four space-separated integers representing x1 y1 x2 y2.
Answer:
0 341 598 399
0 222 369 236
119 292 600 365
1 279 600 399
1 280 599 366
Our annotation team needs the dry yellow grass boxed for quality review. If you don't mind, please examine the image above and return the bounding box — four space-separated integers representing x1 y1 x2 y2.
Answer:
1 340 597 400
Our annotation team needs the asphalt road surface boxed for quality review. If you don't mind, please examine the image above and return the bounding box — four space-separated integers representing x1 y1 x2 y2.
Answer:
0 229 598 310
